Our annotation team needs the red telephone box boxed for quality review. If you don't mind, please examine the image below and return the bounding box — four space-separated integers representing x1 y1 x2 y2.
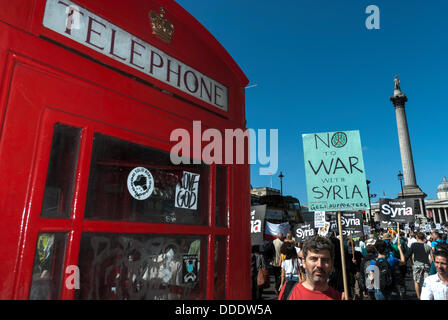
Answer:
0 0 250 299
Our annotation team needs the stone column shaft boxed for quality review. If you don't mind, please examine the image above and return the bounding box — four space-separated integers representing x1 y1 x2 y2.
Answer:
390 78 426 211
394 106 417 187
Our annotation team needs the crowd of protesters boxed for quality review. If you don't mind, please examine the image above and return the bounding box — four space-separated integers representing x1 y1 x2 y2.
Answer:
251 228 448 300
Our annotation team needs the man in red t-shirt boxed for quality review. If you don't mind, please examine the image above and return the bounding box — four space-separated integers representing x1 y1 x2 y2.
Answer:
278 235 344 300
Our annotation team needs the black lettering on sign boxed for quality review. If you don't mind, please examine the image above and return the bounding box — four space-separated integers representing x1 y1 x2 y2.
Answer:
308 157 364 176
314 133 330 149
175 171 200 210
312 184 363 200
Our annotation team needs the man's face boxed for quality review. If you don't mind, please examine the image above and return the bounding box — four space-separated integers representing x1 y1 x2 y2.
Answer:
435 255 448 276
304 250 333 284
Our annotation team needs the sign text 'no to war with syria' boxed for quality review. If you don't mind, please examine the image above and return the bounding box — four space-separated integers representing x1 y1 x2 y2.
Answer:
302 130 370 212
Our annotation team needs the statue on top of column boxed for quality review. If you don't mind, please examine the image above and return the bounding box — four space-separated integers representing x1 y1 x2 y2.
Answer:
394 75 403 96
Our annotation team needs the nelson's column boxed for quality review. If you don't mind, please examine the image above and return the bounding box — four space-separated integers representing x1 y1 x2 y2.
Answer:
390 76 427 223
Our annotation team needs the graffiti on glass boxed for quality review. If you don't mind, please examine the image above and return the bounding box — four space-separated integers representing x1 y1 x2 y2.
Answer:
79 235 202 300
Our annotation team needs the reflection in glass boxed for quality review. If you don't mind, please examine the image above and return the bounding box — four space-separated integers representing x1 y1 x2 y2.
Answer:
215 166 227 227
214 236 227 299
41 124 81 218
29 233 67 300
76 233 207 300
84 134 209 225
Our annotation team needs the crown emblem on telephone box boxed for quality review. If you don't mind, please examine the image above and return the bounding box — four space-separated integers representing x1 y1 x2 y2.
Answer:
149 7 174 43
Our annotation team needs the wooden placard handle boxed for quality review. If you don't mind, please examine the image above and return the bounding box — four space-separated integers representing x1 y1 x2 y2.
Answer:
337 211 349 300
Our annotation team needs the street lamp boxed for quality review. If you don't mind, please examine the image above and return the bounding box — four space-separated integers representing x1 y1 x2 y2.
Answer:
278 171 284 196
398 170 404 198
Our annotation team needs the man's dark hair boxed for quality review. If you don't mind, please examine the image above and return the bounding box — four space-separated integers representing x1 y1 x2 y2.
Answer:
280 242 297 260
416 232 426 241
374 240 387 255
302 235 334 261
435 243 448 260
366 244 376 255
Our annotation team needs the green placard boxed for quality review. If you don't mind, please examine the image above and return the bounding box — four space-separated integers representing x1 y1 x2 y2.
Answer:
302 130 370 212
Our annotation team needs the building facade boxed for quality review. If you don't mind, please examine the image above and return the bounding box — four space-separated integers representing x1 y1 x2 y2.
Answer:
426 177 448 224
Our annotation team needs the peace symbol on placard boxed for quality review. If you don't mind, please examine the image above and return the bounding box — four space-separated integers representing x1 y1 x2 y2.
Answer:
331 132 347 148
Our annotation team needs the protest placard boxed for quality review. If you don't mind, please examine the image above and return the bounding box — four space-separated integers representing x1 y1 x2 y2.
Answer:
302 130 369 300
294 221 316 243
318 221 331 237
302 130 370 212
314 211 326 228
379 198 415 223
250 205 266 245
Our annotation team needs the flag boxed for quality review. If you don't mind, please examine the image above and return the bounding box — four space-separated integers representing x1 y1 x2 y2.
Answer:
264 221 290 241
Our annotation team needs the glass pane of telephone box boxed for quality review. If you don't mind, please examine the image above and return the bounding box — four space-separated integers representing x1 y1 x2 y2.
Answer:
29 233 67 300
215 166 228 227
75 233 207 300
214 236 227 299
41 124 81 218
84 133 209 225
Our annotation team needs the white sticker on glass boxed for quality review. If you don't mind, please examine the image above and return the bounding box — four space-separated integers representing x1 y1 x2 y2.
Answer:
175 171 200 210
127 167 154 200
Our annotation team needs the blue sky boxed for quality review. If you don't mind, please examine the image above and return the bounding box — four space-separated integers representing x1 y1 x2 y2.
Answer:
176 0 448 203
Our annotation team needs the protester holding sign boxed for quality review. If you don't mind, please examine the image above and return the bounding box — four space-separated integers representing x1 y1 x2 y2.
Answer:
301 130 371 301
279 236 344 300
372 240 406 300
381 232 407 299
359 244 378 300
